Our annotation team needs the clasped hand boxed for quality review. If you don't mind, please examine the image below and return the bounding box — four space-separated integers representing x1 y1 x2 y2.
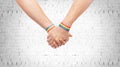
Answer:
47 26 72 48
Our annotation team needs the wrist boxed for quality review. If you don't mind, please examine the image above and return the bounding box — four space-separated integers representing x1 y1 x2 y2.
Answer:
45 24 55 33
59 22 71 32
62 19 73 27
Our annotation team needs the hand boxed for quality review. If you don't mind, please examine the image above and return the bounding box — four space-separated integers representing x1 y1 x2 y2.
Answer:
47 26 72 48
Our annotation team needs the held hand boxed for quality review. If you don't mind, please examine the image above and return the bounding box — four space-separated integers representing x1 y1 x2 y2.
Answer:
47 26 72 48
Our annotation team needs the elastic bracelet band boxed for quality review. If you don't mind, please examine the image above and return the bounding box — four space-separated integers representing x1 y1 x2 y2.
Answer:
45 24 54 31
45 24 55 32
59 23 71 32
61 22 71 28
47 26 55 32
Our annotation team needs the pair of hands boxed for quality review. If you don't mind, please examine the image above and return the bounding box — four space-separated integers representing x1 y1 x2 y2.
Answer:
16 0 93 48
47 26 72 48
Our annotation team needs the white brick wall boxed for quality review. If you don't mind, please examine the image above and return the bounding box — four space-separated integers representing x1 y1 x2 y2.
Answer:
0 0 120 67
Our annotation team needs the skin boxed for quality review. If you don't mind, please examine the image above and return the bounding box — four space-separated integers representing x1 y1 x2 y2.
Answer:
16 0 52 29
47 26 72 48
62 0 93 27
16 0 71 48
16 0 93 48
48 0 93 48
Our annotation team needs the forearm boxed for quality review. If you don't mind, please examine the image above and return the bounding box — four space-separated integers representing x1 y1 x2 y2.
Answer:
62 0 93 27
16 0 52 29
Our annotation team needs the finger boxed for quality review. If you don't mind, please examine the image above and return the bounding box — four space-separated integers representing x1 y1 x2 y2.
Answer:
47 35 52 42
63 37 69 42
60 39 66 45
49 38 59 48
47 34 51 40
59 39 64 46
47 37 56 47
47 35 53 44
63 37 70 44
47 36 59 48
52 41 58 48
64 38 69 42
48 39 54 46
68 33 72 37
58 39 65 45
62 41 66 45
47 36 51 42
49 41 55 48
55 39 62 46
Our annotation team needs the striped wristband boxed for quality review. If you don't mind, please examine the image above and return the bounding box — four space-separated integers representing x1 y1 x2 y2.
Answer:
59 23 71 32
45 24 55 32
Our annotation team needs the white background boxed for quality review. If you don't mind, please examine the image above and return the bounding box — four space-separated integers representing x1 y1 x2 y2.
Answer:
0 0 120 67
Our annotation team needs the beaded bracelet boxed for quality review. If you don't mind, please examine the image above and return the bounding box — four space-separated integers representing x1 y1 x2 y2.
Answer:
45 24 55 32
59 23 71 32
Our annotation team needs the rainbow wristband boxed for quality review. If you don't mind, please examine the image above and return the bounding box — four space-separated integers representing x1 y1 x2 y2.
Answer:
59 23 71 32
45 24 55 32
